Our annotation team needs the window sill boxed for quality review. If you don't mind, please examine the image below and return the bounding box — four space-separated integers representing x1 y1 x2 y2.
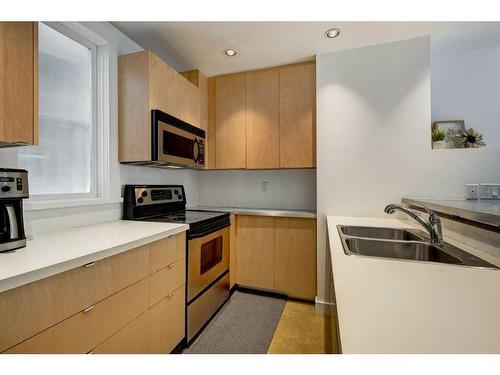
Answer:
24 197 124 212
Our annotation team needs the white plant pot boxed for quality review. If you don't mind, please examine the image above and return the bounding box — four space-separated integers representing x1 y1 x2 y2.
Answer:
433 141 445 149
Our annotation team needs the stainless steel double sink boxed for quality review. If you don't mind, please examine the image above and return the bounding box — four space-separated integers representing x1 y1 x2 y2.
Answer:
337 225 498 269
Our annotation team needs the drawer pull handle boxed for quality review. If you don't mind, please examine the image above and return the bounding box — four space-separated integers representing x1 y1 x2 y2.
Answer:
167 263 175 269
83 261 96 268
83 305 95 313
166 292 175 299
167 235 174 239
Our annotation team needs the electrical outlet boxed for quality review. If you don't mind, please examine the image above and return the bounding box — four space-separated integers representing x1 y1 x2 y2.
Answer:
466 184 479 200
261 181 269 192
479 183 500 200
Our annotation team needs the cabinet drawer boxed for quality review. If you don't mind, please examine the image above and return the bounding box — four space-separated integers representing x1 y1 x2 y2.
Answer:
150 232 186 273
6 278 149 354
0 244 150 352
149 285 185 354
149 257 186 307
91 311 149 354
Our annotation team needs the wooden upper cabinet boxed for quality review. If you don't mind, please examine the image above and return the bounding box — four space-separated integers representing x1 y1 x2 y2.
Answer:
149 52 180 118
279 63 316 168
274 217 316 300
0 22 38 146
215 74 247 169
178 75 201 128
118 50 201 163
246 70 280 169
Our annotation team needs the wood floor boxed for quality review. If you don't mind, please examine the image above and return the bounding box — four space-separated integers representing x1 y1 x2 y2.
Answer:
268 300 339 354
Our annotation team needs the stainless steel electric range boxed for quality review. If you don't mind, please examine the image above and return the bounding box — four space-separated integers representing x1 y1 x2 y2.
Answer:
123 184 230 342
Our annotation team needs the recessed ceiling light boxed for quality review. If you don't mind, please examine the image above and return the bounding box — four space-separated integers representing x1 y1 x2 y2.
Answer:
325 28 341 39
224 48 237 57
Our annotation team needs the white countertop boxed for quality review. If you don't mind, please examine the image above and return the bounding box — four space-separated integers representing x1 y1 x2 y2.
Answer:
328 215 500 353
0 220 188 294
189 206 316 218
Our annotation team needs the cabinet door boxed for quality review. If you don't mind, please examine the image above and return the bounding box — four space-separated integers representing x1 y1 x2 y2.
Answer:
246 70 280 169
275 217 316 300
0 22 38 145
279 63 316 168
149 51 180 118
236 215 275 290
179 76 201 127
215 74 247 169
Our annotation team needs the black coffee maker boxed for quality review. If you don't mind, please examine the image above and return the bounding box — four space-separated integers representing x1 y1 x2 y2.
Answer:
0 168 28 252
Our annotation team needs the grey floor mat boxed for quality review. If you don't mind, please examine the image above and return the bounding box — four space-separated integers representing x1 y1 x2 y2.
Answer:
183 290 286 354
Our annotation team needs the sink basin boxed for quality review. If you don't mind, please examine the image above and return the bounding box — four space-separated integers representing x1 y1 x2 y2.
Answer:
339 225 427 241
343 238 463 265
336 225 498 268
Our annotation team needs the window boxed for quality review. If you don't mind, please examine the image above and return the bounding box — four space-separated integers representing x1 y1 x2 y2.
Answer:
19 23 98 198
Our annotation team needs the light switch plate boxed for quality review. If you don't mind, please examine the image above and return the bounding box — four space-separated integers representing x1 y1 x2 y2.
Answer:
479 183 500 200
466 184 479 200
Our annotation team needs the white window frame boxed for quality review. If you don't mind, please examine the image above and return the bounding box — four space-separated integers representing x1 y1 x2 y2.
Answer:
24 22 111 209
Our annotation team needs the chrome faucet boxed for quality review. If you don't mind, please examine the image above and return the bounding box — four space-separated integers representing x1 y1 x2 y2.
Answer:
384 203 443 245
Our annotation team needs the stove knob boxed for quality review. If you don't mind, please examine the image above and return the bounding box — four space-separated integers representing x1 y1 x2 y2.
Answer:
141 191 148 197
178 194 183 200
174 190 179 195
1 186 11 192
138 197 144 204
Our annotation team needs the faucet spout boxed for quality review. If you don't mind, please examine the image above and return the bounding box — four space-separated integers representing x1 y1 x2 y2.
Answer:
384 203 443 245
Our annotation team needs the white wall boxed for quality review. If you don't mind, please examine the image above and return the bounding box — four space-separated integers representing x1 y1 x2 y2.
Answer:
316 36 500 304
432 45 500 147
197 169 316 210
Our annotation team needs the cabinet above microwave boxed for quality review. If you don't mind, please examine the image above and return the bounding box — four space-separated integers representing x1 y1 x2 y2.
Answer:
118 51 202 166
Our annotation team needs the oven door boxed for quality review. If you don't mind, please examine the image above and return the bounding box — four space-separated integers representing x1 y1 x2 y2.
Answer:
187 226 230 302
157 121 204 168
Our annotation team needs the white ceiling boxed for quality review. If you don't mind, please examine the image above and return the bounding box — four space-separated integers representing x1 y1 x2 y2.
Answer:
112 22 456 76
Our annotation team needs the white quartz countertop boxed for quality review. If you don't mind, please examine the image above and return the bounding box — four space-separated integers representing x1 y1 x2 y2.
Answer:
328 215 500 353
189 206 316 218
0 220 189 294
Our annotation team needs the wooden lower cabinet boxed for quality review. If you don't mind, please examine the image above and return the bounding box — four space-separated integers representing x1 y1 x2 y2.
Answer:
7 278 150 354
150 232 186 273
236 215 275 290
93 285 185 354
0 244 150 352
92 311 150 354
275 217 317 300
149 285 185 354
234 215 316 300
149 257 185 307
1 232 187 354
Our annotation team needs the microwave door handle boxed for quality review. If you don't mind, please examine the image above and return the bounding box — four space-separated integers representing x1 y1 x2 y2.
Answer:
193 139 199 163
5 205 18 239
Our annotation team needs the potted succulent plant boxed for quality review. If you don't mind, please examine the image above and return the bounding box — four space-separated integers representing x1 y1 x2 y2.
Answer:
432 128 446 149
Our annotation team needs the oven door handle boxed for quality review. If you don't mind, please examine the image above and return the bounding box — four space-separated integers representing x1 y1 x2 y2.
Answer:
188 223 230 239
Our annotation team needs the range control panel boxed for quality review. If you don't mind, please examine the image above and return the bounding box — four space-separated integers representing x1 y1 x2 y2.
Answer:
0 169 29 199
133 186 184 206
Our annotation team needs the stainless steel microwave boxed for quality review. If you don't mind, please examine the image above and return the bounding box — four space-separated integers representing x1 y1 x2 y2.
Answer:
151 110 205 168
